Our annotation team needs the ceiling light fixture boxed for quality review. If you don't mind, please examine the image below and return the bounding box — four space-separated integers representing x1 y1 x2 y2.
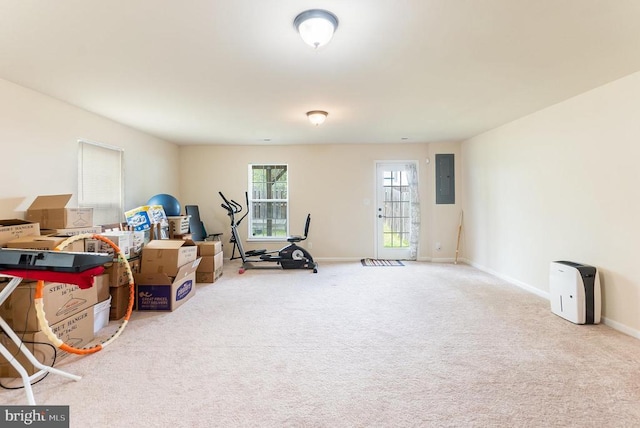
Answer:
294 9 339 49
306 110 328 126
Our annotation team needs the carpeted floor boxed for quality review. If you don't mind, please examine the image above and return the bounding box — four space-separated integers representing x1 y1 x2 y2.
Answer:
2 261 639 427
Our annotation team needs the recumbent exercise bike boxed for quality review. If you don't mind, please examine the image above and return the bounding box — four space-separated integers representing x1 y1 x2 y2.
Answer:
219 192 318 273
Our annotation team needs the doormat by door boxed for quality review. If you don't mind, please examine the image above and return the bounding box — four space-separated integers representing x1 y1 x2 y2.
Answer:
361 258 404 267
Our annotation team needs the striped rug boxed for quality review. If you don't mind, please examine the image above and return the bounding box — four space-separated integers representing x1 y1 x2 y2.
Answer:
361 258 404 267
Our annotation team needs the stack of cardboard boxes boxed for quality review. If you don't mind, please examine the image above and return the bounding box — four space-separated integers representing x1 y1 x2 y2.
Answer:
3 194 99 252
84 227 144 321
0 274 110 377
0 194 114 376
134 239 200 311
12 194 135 323
0 195 224 377
195 240 224 283
16 195 148 322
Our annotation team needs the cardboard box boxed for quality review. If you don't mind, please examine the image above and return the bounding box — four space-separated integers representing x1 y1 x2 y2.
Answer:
26 194 93 229
129 230 147 258
40 226 103 237
197 252 223 283
196 240 222 256
109 283 133 321
95 273 110 303
99 225 147 257
196 252 223 283
107 258 139 320
5 235 67 250
196 252 222 272
214 252 223 281
85 232 132 259
105 257 140 288
140 239 198 277
7 234 85 252
0 219 40 247
0 306 95 377
0 277 99 332
134 259 200 311
196 272 214 283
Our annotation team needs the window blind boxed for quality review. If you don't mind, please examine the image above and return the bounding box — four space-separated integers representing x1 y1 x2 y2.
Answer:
78 140 124 226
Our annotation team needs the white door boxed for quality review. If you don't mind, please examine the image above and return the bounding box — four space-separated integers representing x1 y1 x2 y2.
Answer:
376 162 415 260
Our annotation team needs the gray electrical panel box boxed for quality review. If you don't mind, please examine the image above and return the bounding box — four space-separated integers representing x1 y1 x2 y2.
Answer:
436 154 455 204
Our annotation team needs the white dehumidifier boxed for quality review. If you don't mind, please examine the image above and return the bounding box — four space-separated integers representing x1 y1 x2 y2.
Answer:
549 261 601 324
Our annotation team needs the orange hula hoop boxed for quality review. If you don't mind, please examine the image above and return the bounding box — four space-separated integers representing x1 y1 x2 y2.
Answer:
34 233 135 355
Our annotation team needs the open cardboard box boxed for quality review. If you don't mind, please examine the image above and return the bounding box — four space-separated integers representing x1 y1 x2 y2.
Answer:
140 239 198 277
26 194 93 229
134 258 200 311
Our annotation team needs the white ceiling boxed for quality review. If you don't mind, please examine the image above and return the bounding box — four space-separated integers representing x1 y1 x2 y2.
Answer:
1 1 639 146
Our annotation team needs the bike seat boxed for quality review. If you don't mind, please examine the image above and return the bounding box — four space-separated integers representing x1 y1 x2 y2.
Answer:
286 214 311 243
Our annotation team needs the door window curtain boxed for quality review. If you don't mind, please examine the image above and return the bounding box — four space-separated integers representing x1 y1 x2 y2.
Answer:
405 162 420 260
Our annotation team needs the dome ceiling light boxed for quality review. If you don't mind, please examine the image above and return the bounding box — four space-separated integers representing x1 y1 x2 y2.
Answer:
294 9 339 49
306 110 328 126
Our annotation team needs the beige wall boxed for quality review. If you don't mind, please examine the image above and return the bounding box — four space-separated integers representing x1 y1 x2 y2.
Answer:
0 78 179 219
4 68 637 338
461 71 640 338
179 142 461 261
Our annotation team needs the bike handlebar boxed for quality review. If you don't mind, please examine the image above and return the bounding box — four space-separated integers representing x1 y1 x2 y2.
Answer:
230 199 242 213
219 192 242 214
219 191 250 226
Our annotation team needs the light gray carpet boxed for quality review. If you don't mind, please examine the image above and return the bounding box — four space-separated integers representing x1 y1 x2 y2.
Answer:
2 261 640 427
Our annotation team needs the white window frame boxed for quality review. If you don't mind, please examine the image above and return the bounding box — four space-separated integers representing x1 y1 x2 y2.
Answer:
78 140 124 226
247 164 289 241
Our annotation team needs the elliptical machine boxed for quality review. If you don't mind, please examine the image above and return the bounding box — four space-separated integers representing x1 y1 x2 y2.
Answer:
219 192 318 273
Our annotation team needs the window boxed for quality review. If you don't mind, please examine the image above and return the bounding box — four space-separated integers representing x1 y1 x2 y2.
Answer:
248 164 288 240
78 140 124 226
382 169 410 248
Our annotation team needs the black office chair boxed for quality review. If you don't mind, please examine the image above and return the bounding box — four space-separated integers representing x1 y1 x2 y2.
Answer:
185 205 220 241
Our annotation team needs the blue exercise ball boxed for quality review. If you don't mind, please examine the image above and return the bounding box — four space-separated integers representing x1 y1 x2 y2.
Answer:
147 194 181 216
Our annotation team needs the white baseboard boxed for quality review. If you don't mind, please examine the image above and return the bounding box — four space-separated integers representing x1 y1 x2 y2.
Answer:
463 258 549 300
430 257 454 263
602 317 640 340
315 257 363 262
319 257 457 263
